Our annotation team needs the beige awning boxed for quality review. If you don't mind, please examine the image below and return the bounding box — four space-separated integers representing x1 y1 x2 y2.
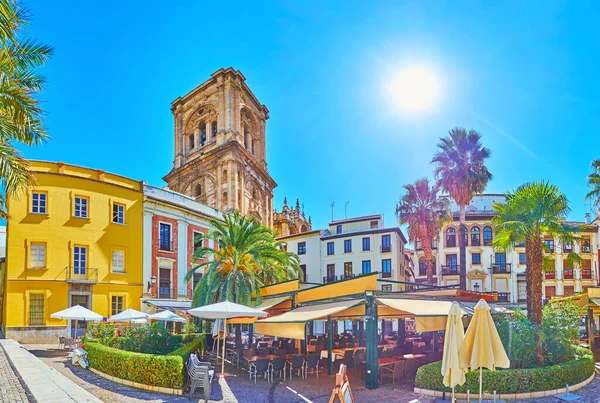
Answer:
254 299 364 339
255 296 290 311
377 298 470 332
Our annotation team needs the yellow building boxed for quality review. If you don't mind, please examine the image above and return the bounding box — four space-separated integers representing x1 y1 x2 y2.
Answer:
1 161 144 343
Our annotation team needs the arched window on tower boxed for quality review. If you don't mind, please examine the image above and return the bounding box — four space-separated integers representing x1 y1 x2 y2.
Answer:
195 184 202 196
243 125 248 149
212 120 217 138
188 133 194 150
222 192 228 207
222 169 227 179
200 121 207 146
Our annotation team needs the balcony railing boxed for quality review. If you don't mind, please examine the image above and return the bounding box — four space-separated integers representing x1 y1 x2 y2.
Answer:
66 267 98 283
446 239 456 248
544 271 556 279
158 286 178 299
323 275 338 283
563 244 573 252
158 241 174 252
441 265 459 275
381 271 391 278
381 245 391 253
581 269 592 280
563 269 574 280
582 245 591 253
497 292 510 303
491 263 511 274
418 264 436 277
544 242 555 253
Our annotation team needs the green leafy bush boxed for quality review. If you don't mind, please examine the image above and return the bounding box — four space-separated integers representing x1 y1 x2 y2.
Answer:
88 322 181 355
85 340 184 389
415 347 594 394
494 300 583 368
168 334 206 362
87 322 117 345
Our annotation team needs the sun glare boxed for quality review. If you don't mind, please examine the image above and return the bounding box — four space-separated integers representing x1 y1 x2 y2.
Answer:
389 67 439 112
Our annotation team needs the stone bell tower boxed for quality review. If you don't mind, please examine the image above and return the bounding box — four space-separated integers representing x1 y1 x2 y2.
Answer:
163 68 276 226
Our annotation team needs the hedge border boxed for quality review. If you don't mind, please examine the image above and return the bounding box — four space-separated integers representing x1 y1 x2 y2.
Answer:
414 347 594 396
84 340 185 389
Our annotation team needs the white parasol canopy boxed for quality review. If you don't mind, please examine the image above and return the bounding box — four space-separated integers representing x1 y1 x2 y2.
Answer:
187 301 267 375
187 300 268 319
51 305 103 321
108 308 149 322
149 310 187 323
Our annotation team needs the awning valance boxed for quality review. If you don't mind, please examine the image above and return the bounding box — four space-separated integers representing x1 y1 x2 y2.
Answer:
254 299 363 339
255 296 291 311
377 298 469 332
143 299 192 312
228 296 292 325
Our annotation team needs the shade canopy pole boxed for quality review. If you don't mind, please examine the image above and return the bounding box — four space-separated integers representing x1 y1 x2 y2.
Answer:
248 324 254 349
221 318 227 375
365 292 379 389
327 315 333 375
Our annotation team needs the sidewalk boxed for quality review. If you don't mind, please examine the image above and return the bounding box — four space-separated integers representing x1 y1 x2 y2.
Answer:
0 339 102 403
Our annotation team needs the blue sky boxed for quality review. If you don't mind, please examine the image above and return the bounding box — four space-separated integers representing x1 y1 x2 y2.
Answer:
22 1 599 230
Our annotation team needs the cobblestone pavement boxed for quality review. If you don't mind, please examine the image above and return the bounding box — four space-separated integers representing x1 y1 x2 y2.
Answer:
0 344 33 403
23 345 600 402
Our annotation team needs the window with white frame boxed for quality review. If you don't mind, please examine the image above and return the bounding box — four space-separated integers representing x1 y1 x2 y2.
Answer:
32 192 47 214
30 242 46 268
112 203 124 224
112 250 125 273
73 246 87 274
74 196 89 218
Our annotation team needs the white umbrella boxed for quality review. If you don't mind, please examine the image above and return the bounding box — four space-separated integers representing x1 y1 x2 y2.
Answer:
51 305 103 338
108 308 149 322
149 310 187 323
188 301 267 375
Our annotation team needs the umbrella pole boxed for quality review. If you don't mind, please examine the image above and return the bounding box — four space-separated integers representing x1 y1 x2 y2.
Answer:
221 318 227 375
479 367 483 402
452 387 455 403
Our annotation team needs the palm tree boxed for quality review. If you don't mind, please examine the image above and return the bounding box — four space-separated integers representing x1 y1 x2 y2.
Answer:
492 181 581 365
0 0 52 216
185 210 302 307
396 179 451 285
431 128 492 289
585 159 600 209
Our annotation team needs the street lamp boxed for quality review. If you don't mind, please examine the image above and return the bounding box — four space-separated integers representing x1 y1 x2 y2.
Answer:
147 275 157 293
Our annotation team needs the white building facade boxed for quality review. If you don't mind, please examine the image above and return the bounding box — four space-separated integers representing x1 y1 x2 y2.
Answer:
410 194 599 304
141 185 223 312
278 214 408 291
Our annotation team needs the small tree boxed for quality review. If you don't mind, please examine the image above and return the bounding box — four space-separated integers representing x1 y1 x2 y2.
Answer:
396 179 450 284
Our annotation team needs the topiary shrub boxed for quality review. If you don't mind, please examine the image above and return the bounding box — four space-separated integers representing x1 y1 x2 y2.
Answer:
415 347 594 394
85 340 185 389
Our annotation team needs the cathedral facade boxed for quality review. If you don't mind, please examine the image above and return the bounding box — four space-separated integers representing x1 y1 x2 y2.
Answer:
163 67 310 235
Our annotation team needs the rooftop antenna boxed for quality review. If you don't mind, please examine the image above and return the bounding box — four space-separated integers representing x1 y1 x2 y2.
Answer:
344 201 350 218
330 202 335 221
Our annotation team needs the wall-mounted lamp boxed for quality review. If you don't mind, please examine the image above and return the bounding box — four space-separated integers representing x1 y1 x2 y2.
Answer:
147 275 157 293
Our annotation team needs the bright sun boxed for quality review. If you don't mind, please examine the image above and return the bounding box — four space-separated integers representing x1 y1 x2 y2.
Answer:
389 67 439 111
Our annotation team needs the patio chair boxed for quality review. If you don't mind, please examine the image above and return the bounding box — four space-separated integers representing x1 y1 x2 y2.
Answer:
289 355 305 380
272 340 280 348
352 355 365 378
271 357 287 382
380 360 405 388
305 353 320 378
258 348 270 356
377 346 384 356
276 348 287 357
340 350 354 370
58 336 65 350
403 342 413 354
249 358 271 384
404 360 419 385
187 361 214 399
381 349 393 358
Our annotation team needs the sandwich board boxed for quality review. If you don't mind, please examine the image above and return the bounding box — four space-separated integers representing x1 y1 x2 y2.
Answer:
328 364 355 403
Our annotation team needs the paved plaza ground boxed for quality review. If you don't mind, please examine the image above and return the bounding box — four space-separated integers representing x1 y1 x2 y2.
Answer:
0 343 597 402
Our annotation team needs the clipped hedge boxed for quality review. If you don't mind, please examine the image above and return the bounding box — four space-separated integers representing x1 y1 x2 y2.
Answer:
85 340 184 389
415 347 594 394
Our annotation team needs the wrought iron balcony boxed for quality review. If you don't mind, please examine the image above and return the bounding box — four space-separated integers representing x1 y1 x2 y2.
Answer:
381 271 391 278
441 265 459 275
581 269 592 280
582 244 591 253
496 292 510 303
563 269 574 280
323 275 338 283
544 271 555 280
418 264 436 277
158 241 174 252
381 245 391 253
491 263 511 274
66 267 98 283
158 286 179 299
563 243 573 252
